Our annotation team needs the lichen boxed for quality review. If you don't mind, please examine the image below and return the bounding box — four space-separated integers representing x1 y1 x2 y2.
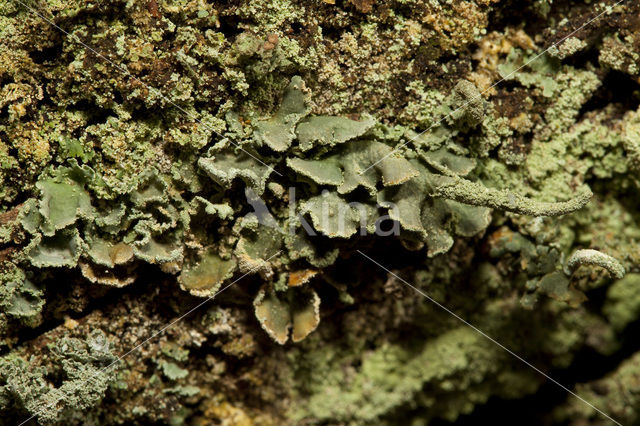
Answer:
0 330 117 424
564 249 626 280
2 0 640 424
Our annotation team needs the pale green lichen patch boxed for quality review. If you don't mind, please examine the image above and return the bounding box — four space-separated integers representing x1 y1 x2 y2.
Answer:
378 159 491 256
36 179 92 236
336 140 419 193
253 76 309 152
284 230 339 269
291 288 320 343
300 191 366 239
288 139 419 194
160 361 189 381
79 261 136 288
25 228 83 268
296 115 375 151
254 288 291 345
286 157 343 186
85 237 134 268
234 215 283 279
132 232 183 265
8 71 607 346
604 273 640 331
291 327 517 423
198 150 274 195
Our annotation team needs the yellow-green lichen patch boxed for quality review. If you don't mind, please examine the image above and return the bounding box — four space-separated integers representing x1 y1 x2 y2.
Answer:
254 286 320 345
254 288 291 345
179 248 237 296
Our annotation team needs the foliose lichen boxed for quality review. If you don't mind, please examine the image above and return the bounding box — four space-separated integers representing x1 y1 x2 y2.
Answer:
2 0 640 424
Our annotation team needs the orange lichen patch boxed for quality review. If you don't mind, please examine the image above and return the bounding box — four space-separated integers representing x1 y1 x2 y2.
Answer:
473 29 536 73
509 112 535 132
422 1 491 51
288 269 318 287
0 248 16 262
11 124 51 166
1 83 39 119
221 334 257 358
147 0 161 18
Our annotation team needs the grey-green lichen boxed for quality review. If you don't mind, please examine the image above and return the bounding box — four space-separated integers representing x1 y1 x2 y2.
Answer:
0 330 117 424
564 249 626 280
292 327 528 423
603 273 640 332
0 261 43 323
433 177 592 217
2 0 640 424
10 73 592 342
554 348 640 425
